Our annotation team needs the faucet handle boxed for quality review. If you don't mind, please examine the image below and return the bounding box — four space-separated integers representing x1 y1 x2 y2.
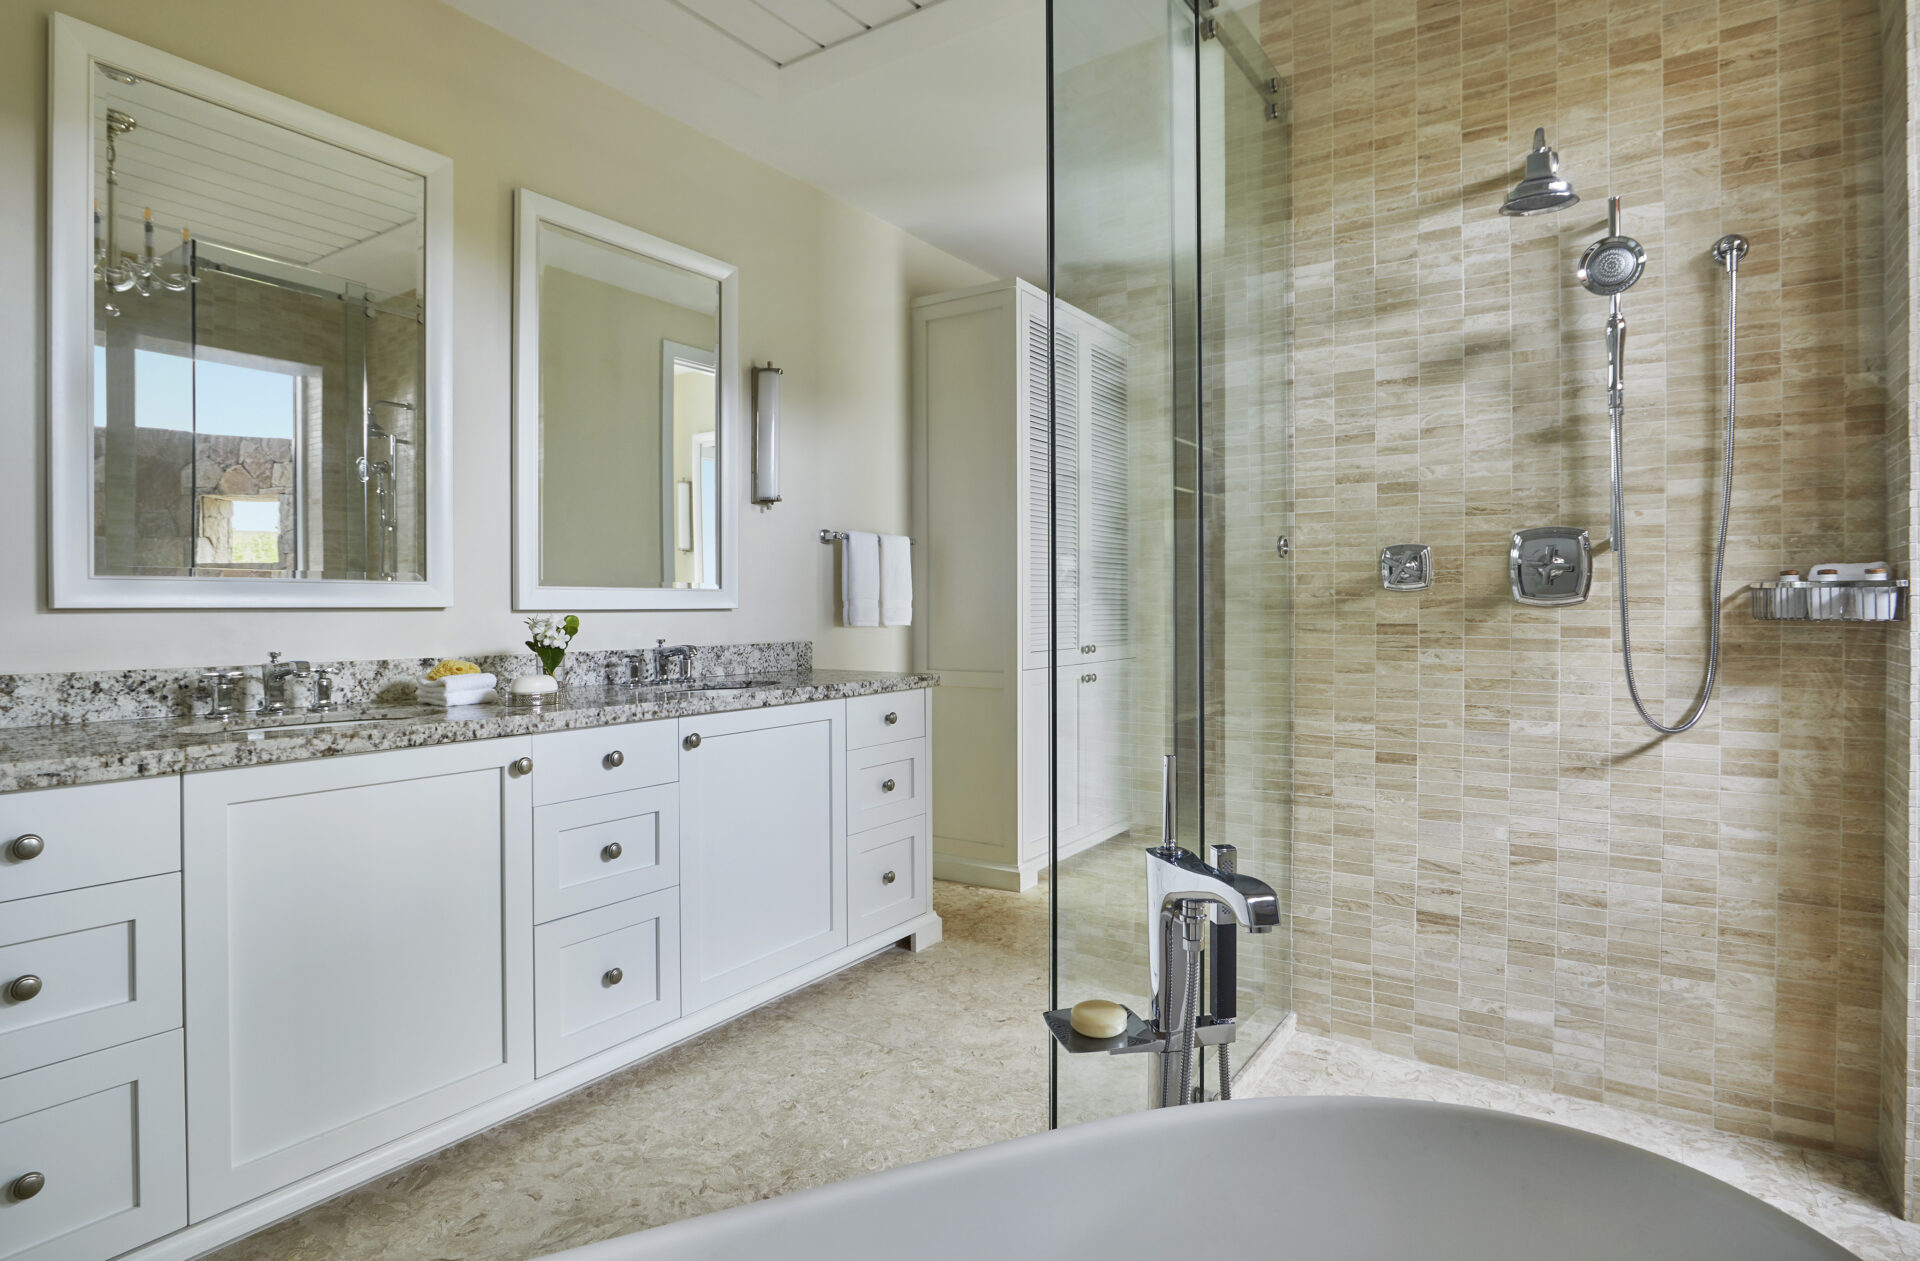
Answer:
1159 753 1178 851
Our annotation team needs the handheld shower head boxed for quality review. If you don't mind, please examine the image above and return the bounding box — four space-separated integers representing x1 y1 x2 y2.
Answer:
1577 197 1646 297
1501 127 1579 216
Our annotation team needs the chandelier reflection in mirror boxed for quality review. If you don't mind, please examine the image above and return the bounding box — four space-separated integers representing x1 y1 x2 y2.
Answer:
93 96 194 313
88 61 427 583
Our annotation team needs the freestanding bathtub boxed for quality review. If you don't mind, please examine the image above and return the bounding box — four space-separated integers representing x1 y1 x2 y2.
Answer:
538 1096 1857 1260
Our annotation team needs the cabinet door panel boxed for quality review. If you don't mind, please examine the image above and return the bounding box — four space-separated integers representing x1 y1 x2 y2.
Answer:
1080 336 1130 662
679 701 845 1012
534 889 679 1075
1076 660 1132 840
1022 291 1078 666
183 740 533 1220
1023 666 1079 859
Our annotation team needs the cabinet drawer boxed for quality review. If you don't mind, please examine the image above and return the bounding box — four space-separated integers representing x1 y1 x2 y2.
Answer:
0 1031 185 1261
847 689 925 750
0 778 179 905
848 739 927 835
1 875 181 1078
534 785 679 923
534 889 680 1075
848 816 928 942
531 722 678 806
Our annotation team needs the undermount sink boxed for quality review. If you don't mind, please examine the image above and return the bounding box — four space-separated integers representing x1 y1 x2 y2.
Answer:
178 713 406 738
683 678 780 692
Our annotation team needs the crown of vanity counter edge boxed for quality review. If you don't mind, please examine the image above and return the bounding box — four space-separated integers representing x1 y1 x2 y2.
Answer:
0 639 941 1261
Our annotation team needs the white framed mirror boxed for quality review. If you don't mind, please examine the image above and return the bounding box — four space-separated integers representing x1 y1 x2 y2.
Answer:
47 15 454 608
512 189 740 610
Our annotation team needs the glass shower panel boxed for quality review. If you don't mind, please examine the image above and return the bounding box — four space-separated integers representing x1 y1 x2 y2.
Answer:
1049 0 1292 1125
1198 3 1294 1078
1049 0 1198 1126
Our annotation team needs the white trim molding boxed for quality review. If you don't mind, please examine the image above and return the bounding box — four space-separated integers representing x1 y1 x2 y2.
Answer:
46 14 455 608
511 188 742 611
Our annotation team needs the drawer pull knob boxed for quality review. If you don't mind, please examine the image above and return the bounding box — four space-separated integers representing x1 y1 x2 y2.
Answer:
5 975 40 1003
882 870 897 886
605 749 625 769
7 834 42 862
684 733 702 750
603 967 624 986
882 778 896 793
8 1171 44 1201
884 711 899 725
602 842 623 862
511 756 534 776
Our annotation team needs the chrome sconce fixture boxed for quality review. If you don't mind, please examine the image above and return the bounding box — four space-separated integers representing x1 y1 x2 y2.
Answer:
752 363 782 505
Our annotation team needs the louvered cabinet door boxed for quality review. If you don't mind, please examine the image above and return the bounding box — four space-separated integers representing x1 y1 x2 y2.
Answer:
1079 334 1131 664
1023 297 1080 667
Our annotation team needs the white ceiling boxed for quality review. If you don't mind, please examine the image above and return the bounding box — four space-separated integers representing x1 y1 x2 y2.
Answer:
445 0 1047 282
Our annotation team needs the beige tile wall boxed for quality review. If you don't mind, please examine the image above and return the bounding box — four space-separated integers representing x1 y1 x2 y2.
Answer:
1261 0 1891 1156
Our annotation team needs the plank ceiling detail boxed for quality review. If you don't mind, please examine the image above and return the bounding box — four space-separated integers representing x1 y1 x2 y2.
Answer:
667 0 944 68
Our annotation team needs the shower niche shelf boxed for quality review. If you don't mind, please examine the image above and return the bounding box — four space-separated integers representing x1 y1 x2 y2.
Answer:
1748 579 1908 623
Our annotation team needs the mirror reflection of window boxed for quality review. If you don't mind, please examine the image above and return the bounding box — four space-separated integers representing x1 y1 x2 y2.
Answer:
88 61 425 583
535 221 721 591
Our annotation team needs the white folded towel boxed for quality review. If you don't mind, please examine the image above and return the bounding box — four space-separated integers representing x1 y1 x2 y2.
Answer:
879 533 913 627
416 673 498 706
841 531 880 627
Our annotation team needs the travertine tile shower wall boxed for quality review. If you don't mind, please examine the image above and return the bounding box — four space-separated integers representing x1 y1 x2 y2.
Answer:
1258 0 1890 1154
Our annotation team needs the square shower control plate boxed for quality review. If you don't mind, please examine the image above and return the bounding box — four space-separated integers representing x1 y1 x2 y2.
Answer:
1511 528 1593 606
1380 544 1432 592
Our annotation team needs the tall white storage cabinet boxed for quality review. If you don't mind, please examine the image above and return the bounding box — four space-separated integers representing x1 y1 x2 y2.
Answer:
913 279 1132 891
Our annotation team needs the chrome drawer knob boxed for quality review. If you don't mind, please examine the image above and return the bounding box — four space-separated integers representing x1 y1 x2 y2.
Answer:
604 750 625 769
6 975 40 1003
882 870 897 886
510 756 534 776
7 834 42 862
884 711 899 725
881 778 896 793
603 967 624 986
602 842 623 862
8 1171 44 1201
683 733 701 750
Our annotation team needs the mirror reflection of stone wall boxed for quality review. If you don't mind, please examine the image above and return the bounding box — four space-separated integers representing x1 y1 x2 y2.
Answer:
89 63 425 581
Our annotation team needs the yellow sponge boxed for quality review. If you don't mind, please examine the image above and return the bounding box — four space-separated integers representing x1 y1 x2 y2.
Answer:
426 659 481 680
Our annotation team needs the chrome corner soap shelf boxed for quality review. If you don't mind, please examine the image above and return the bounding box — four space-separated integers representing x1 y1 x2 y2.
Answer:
1748 578 1908 623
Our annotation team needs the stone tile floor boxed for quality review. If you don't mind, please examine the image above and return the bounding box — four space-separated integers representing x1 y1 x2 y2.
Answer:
209 875 1920 1260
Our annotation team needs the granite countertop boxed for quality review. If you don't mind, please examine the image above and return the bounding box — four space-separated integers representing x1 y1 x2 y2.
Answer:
0 669 937 794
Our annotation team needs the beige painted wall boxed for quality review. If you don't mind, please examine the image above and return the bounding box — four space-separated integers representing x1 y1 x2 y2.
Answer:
0 0 991 671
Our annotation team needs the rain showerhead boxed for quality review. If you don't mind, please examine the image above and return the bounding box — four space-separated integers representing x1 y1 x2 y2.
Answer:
1500 127 1579 216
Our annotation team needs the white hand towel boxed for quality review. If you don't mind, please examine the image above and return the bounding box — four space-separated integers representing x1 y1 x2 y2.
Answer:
416 673 498 706
841 531 880 627
879 534 913 627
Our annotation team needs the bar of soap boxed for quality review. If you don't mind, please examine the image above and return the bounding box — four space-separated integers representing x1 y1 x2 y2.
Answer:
1070 999 1128 1039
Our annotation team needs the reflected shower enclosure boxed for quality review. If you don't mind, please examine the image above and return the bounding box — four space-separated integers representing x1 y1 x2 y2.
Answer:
89 62 426 582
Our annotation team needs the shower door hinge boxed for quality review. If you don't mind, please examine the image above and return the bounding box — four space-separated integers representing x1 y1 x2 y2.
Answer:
1200 17 1217 39
1275 536 1291 559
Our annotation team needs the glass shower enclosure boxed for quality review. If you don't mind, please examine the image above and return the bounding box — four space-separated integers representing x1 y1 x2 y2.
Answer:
1048 0 1293 1125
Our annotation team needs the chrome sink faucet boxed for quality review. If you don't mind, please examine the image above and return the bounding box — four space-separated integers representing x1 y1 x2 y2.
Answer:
259 651 312 715
653 640 694 685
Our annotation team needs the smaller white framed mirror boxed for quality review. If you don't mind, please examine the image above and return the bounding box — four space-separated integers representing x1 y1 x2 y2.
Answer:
512 190 740 610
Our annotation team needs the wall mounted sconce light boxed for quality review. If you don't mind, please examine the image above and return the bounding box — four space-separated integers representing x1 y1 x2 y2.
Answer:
752 363 782 504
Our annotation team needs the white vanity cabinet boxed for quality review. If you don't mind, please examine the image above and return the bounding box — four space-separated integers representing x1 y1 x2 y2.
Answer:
678 700 847 1012
0 685 934 1261
181 739 535 1219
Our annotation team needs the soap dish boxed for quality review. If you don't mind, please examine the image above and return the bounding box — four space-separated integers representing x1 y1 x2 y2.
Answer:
1042 1005 1155 1055
505 690 552 711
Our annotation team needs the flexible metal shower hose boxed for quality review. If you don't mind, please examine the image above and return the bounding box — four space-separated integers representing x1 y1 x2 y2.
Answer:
1610 261 1738 735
